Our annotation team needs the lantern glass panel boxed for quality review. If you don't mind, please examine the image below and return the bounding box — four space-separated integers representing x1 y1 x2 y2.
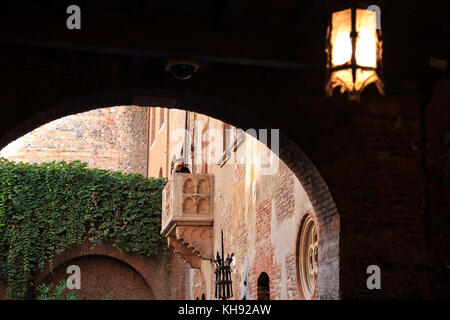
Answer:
330 8 352 67
355 9 377 68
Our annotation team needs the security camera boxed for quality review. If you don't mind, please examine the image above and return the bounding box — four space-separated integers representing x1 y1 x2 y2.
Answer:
165 60 199 80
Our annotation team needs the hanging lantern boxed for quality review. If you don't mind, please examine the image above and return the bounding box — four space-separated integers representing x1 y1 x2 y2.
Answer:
214 231 234 300
325 7 385 101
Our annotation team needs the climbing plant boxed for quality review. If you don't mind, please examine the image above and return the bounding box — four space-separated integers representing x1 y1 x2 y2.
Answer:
36 279 79 300
0 158 167 299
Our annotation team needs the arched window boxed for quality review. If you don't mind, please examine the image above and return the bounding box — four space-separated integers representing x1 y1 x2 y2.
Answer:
201 293 206 300
257 272 270 300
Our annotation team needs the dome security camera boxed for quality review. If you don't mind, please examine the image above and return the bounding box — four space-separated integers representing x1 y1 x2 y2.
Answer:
165 60 199 80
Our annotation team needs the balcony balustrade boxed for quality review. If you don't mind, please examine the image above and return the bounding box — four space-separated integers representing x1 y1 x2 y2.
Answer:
161 173 214 268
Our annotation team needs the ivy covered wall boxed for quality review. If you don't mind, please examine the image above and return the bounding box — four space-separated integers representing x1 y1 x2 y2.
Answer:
0 159 167 299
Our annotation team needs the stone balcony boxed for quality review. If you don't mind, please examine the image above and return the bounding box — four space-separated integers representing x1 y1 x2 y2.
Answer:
161 173 214 268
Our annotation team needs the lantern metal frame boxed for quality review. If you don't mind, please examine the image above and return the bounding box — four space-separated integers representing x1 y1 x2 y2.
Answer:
325 6 385 101
214 230 234 300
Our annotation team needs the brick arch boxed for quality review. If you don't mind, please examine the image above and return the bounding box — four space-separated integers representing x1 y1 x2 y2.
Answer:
248 251 278 300
40 255 155 300
34 241 177 300
1 88 340 299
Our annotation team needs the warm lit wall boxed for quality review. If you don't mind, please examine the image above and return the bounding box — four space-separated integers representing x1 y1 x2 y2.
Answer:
0 106 149 176
147 107 187 178
151 109 336 299
202 119 324 300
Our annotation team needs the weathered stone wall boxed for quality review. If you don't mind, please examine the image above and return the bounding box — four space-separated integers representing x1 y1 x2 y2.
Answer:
0 106 149 176
152 109 339 300
202 120 335 300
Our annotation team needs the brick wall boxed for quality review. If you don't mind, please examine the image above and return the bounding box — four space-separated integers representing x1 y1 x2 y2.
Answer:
191 269 207 300
33 241 188 300
425 80 450 298
0 281 6 300
0 242 189 300
0 106 149 176
41 256 155 300
152 109 338 300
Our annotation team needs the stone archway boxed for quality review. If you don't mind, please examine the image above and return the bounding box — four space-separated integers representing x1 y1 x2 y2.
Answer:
1 89 340 299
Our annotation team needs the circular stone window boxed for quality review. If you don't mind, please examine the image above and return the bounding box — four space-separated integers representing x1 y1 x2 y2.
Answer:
297 214 318 299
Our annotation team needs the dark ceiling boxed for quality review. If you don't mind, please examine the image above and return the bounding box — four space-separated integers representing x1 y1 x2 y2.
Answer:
1 0 447 68
0 0 447 113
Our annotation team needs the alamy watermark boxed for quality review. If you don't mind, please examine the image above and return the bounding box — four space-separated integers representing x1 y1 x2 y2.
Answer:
66 5 81 30
366 265 381 290
66 265 81 289
367 5 381 29
170 123 280 176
